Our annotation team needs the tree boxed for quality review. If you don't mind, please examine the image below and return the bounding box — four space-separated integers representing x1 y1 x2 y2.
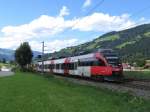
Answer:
15 42 33 70
136 59 145 67
2 58 6 63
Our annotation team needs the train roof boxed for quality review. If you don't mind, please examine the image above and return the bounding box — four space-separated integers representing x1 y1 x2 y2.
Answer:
33 49 118 63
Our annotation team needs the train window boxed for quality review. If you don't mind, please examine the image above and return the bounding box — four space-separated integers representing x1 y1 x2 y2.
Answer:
61 63 64 69
59 63 77 70
68 63 71 69
92 60 105 66
61 64 63 69
59 64 61 69
56 64 60 69
61 63 66 69
72 63 74 69
49 64 53 69
66 63 69 69
46 64 48 69
85 61 89 66
61 63 74 69
49 64 51 69
79 61 84 66
69 63 74 70
93 61 100 66
78 61 81 66
99 60 105 66
53 64 56 69
79 61 90 66
51 64 54 69
74 62 77 69
78 59 105 66
78 62 82 66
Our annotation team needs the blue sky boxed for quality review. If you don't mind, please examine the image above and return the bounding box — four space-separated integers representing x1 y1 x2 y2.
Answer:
0 0 150 52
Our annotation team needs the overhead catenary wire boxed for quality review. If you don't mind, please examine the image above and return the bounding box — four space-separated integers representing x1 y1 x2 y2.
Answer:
47 0 105 53
47 1 150 53
62 0 105 47
45 0 105 53
129 5 150 19
71 0 105 29
119 4 150 30
84 0 104 16
85 3 150 39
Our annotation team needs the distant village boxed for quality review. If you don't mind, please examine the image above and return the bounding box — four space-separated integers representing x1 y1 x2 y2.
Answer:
123 60 150 71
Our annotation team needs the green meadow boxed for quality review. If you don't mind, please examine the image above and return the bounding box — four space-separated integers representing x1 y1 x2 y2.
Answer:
0 72 149 112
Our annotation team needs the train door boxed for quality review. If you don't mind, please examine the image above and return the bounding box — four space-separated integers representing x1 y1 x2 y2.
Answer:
64 58 70 74
50 60 54 73
78 60 91 77
82 66 91 77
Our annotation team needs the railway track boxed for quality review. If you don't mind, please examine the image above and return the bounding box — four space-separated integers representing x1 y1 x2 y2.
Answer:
120 81 150 91
53 74 150 99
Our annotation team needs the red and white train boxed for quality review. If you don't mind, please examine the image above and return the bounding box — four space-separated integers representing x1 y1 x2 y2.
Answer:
34 49 123 81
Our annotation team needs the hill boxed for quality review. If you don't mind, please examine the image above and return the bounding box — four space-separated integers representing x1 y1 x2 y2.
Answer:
0 48 41 61
0 48 15 61
46 24 150 65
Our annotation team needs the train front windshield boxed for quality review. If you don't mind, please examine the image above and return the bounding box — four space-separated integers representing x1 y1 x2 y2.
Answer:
102 51 121 67
106 58 121 67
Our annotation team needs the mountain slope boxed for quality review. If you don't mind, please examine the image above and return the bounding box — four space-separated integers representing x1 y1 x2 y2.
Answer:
0 48 41 61
46 24 150 63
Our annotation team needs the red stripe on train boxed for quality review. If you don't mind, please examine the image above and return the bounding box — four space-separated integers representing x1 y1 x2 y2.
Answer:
91 66 112 76
64 58 70 74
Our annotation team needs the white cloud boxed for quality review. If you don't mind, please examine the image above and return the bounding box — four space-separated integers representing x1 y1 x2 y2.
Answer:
0 36 23 50
83 0 92 8
59 6 70 17
2 15 68 39
0 36 79 53
72 13 135 32
0 6 145 52
29 38 79 53
0 13 136 41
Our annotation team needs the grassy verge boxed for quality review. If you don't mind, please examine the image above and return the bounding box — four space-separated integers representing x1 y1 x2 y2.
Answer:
124 71 150 79
0 72 150 112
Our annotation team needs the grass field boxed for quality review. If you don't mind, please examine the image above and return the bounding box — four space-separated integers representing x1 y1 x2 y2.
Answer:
0 72 150 112
124 70 150 79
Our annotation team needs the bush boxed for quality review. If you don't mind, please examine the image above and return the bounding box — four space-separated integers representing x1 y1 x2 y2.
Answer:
136 59 145 67
10 64 36 73
11 66 20 72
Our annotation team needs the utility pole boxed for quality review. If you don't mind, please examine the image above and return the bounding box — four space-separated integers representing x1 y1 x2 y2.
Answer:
41 41 44 74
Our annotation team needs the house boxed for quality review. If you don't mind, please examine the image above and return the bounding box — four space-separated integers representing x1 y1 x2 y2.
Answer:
144 60 150 69
122 63 131 69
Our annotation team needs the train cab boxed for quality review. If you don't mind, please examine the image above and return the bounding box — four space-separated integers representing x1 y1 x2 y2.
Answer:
98 49 123 81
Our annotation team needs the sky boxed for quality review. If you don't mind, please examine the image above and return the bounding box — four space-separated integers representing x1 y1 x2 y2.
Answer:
0 0 150 52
